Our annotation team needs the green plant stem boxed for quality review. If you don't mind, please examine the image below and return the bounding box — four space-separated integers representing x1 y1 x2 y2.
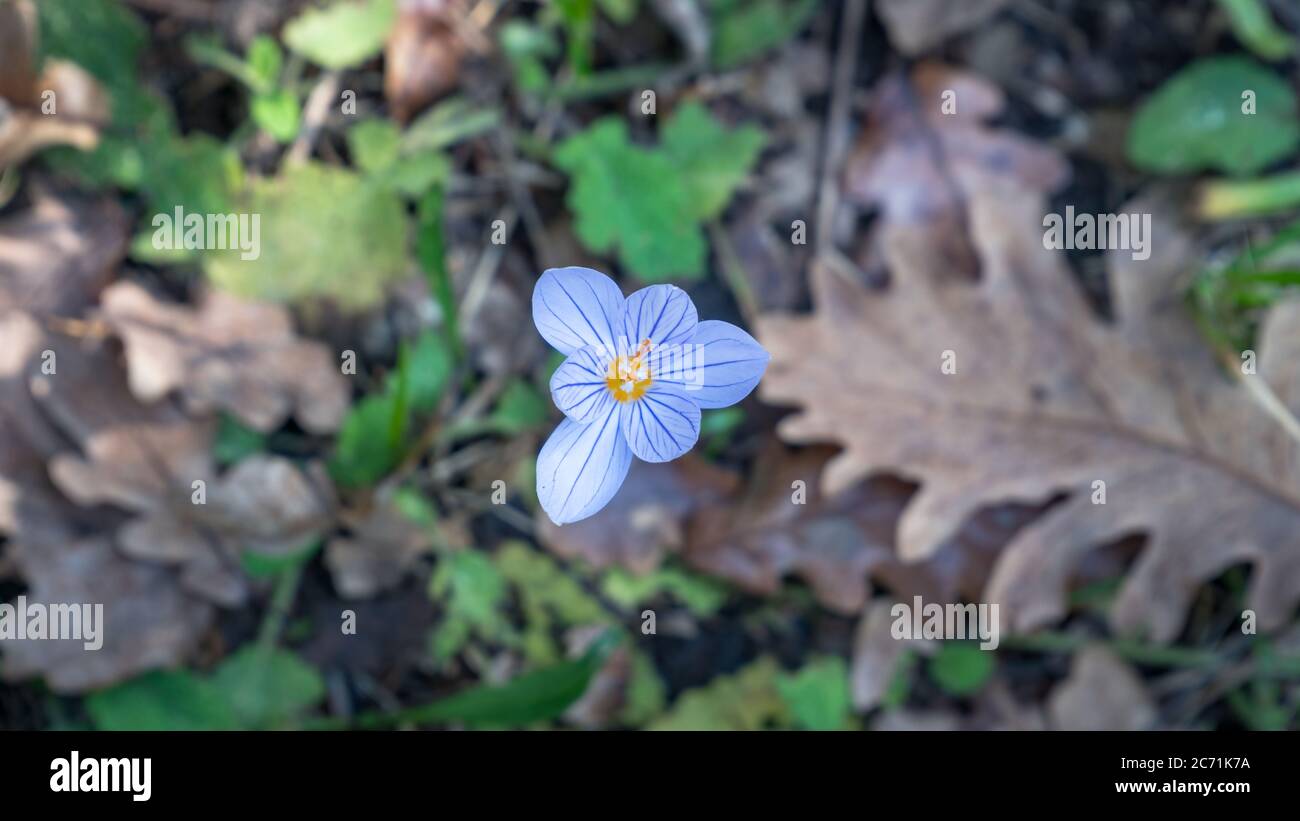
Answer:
549 62 678 102
256 561 304 651
1199 170 1300 219
1000 632 1223 668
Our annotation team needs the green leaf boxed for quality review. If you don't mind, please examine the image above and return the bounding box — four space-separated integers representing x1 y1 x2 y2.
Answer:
711 0 818 69
416 187 464 358
350 119 450 197
37 0 147 106
496 541 608 665
1127 56 1300 176
251 89 301 142
213 414 267 467
622 649 667 725
650 657 790 730
777 656 851 730
413 631 619 728
329 393 405 488
1215 0 1293 62
601 566 728 616
141 133 243 217
348 120 403 174
210 647 325 729
663 102 765 220
487 380 549 434
554 119 706 281
393 485 439 530
397 329 454 413
881 648 917 709
283 0 397 69
555 105 764 281
429 550 509 661
241 539 322 579
86 671 237 731
402 99 502 154
246 35 284 90
203 162 409 309
928 642 995 696
431 551 508 626
500 21 560 95
597 0 639 24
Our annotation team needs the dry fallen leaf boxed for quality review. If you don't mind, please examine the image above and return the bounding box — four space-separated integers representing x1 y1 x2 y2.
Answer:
760 170 1300 640
875 0 1010 56
850 599 931 712
385 0 465 123
0 313 214 692
683 444 1043 614
537 456 739 575
325 492 435 599
844 64 1068 278
1 536 216 693
100 281 350 434
0 187 129 317
8 309 334 607
1048 645 1157 730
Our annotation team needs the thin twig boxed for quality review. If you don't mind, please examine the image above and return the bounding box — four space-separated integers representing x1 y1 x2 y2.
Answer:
813 0 866 260
287 71 341 166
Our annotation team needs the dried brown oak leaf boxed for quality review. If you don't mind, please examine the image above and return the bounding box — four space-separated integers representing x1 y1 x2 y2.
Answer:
325 492 435 599
24 318 334 606
1047 645 1157 730
759 188 1300 642
0 187 128 317
683 444 1043 615
0 0 108 168
100 281 350 434
0 313 214 692
844 64 1068 279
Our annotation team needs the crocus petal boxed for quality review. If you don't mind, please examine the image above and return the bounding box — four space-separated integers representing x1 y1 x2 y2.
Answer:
619 383 700 463
550 345 616 423
532 266 625 356
621 284 698 351
670 319 770 409
537 411 632 525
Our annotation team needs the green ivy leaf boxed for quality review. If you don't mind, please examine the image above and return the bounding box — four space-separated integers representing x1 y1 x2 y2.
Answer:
928 642 995 696
283 0 397 69
1128 56 1300 176
203 162 409 309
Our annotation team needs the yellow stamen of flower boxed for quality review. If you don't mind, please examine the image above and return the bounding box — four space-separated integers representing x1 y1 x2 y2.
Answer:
606 339 654 403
